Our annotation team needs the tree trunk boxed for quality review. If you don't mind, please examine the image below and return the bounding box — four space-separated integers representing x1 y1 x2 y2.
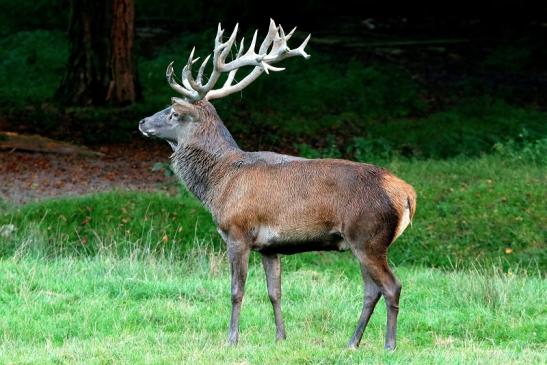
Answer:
56 0 140 106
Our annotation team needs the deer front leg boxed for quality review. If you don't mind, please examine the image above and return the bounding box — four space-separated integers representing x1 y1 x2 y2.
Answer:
261 253 286 341
227 241 250 345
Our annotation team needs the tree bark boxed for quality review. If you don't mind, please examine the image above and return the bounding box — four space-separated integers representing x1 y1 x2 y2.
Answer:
56 0 140 106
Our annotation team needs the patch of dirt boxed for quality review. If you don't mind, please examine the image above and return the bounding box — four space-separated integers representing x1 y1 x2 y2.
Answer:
0 139 178 204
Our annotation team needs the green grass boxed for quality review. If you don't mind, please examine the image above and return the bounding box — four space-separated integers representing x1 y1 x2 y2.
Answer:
0 248 545 364
0 190 217 258
384 153 546 269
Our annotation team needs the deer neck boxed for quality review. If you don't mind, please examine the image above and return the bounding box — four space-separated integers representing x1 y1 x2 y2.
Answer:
171 104 242 208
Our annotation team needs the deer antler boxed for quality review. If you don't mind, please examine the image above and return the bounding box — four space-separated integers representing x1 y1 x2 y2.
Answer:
166 19 311 102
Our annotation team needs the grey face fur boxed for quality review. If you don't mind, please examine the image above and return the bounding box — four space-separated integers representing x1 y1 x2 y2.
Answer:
139 104 193 150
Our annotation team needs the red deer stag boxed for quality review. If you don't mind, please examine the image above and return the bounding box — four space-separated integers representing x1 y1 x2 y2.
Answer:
139 20 416 350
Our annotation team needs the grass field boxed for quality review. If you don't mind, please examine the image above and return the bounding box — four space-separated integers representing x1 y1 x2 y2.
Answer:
0 249 545 364
0 150 545 364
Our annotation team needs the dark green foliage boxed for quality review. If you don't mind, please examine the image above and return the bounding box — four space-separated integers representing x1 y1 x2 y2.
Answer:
361 98 547 159
295 100 547 162
0 0 68 34
213 58 427 136
2 29 546 156
0 0 241 35
482 37 547 73
493 136 547 165
348 136 394 162
296 135 343 159
0 30 68 105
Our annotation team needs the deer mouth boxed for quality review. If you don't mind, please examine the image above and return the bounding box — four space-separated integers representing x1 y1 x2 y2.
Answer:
139 124 178 150
139 124 155 138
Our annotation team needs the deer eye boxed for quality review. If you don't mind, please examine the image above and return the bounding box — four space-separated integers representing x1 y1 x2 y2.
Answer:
171 113 179 119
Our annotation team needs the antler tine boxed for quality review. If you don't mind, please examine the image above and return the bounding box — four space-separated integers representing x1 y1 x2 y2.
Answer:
237 30 259 61
248 30 258 54
182 77 193 91
197 22 235 93
220 23 239 59
279 25 285 37
262 62 286 75
258 19 278 54
267 33 311 62
261 27 287 75
285 27 296 41
166 61 198 100
181 47 203 93
289 34 311 59
215 23 224 43
222 38 246 89
277 25 286 45
196 55 211 84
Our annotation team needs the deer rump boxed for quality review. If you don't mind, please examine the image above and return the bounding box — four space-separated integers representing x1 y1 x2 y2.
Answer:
215 157 414 255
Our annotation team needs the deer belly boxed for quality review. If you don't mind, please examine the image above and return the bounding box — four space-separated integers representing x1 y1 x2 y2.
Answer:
252 225 348 255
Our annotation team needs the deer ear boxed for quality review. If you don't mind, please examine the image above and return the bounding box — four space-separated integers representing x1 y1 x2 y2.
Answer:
171 97 199 120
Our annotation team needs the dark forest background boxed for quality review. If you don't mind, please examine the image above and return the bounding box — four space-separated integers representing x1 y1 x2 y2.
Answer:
0 0 545 157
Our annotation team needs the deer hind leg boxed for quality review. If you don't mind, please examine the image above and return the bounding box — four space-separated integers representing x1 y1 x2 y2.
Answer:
349 264 381 349
372 257 401 351
348 264 382 349
261 253 286 341
349 235 402 351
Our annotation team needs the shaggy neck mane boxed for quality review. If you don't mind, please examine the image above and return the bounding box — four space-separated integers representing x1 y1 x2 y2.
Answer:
171 102 241 208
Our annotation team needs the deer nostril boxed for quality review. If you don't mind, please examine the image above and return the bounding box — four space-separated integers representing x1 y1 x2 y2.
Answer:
139 119 146 125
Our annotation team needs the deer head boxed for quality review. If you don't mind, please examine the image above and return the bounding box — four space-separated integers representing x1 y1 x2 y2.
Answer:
138 19 311 149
